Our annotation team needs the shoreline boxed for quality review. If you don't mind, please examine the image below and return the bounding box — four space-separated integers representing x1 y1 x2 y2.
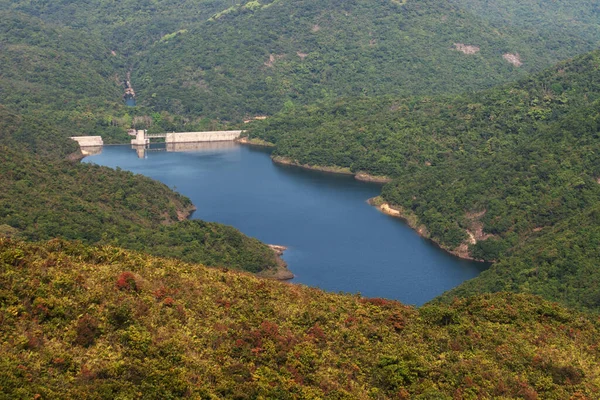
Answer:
77 144 294 279
271 156 355 175
236 136 276 147
368 196 486 262
269 156 392 183
257 245 294 280
264 151 484 264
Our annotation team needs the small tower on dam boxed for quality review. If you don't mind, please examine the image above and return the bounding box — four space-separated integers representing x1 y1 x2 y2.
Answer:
131 130 149 146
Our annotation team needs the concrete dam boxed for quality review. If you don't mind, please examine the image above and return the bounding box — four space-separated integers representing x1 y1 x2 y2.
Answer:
71 130 243 155
130 130 243 145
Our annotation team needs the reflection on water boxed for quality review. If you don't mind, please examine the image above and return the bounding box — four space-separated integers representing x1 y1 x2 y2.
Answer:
80 146 103 156
132 142 238 158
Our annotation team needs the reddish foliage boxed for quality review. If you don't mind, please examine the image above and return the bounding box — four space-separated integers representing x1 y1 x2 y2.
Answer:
360 297 402 309
260 321 279 338
307 324 326 342
25 332 43 349
388 311 406 332
216 298 232 309
153 286 168 300
116 272 138 291
286 365 305 384
344 315 358 327
518 382 538 400
33 304 50 320
163 297 175 307
79 364 97 381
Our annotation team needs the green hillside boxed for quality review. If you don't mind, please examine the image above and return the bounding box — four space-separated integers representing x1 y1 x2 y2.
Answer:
132 0 600 119
246 49 600 310
0 143 279 273
3 0 600 120
1 239 599 399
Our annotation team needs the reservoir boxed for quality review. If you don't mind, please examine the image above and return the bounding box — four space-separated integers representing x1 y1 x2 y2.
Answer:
84 143 487 305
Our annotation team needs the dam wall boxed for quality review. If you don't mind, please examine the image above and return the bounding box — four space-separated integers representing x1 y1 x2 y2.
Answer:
165 130 242 143
70 136 103 155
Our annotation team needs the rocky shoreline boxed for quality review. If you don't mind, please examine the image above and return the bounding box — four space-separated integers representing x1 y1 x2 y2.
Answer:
368 196 485 262
271 156 354 175
257 244 294 280
260 151 483 263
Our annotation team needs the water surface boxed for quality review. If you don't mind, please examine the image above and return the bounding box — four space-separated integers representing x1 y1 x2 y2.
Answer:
85 143 486 305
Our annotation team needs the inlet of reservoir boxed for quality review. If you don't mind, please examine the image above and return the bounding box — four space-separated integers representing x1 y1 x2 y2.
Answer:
84 143 487 305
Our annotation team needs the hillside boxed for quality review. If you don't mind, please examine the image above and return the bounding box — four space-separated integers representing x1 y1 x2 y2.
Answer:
132 0 600 119
246 49 600 310
0 144 279 273
0 11 132 144
1 238 599 398
3 0 600 121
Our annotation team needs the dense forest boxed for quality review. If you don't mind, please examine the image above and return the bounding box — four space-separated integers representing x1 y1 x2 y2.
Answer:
247 49 600 311
2 239 599 398
0 146 279 273
1 0 599 120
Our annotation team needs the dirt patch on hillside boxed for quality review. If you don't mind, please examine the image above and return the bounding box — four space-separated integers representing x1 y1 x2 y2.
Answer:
503 53 522 67
265 54 285 67
465 210 494 242
453 43 480 55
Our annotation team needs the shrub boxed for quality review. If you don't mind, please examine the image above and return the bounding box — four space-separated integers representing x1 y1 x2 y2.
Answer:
116 272 138 292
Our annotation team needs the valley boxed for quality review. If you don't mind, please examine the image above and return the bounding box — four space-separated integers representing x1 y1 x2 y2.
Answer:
1 0 600 397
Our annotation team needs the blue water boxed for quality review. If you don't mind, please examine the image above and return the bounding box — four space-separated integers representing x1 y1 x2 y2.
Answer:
125 97 136 106
85 143 487 305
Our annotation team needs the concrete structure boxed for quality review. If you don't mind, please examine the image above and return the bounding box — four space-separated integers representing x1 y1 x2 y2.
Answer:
70 136 104 155
131 130 150 146
165 130 242 143
131 130 242 146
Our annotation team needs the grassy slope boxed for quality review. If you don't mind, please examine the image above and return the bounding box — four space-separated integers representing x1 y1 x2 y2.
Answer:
247 50 600 310
1 238 599 399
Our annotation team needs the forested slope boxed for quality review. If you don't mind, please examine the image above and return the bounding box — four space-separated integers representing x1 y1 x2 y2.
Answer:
0 11 280 273
247 50 600 310
1 239 599 399
4 0 600 120
132 0 600 119
0 144 279 272
0 12 131 143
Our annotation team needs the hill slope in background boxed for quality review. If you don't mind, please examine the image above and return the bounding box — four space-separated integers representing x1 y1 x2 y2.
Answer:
0 12 132 143
247 50 600 311
0 11 281 274
2 0 600 120
132 0 600 118
1 239 599 399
